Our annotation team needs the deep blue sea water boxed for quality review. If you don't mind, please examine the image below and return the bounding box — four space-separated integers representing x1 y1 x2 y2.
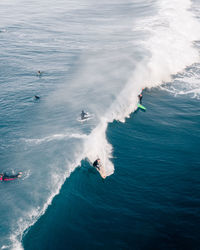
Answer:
0 0 200 249
23 90 200 250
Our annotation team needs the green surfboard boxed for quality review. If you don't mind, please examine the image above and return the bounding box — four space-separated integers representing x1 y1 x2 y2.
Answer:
137 103 146 110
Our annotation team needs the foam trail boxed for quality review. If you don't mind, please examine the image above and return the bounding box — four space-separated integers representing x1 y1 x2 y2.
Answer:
84 119 114 176
23 133 88 145
84 0 200 175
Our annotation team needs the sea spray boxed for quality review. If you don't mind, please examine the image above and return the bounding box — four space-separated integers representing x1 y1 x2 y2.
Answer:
84 118 114 177
102 0 200 123
84 0 200 175
10 154 85 250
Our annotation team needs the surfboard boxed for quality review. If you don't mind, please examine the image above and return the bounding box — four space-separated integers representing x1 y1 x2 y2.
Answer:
0 172 22 181
137 103 146 110
97 164 106 179
77 113 94 122
77 117 91 122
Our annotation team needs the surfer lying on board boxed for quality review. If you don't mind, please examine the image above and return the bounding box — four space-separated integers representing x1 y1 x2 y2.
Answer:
0 172 22 181
34 95 40 100
93 159 101 170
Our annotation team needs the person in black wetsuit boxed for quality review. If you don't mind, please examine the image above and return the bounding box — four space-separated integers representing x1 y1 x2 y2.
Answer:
93 159 101 170
81 110 87 120
138 93 143 104
0 172 22 181
34 95 40 100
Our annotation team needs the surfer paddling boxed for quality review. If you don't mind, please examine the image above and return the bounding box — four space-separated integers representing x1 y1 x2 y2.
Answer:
37 70 43 77
0 172 22 181
34 95 40 100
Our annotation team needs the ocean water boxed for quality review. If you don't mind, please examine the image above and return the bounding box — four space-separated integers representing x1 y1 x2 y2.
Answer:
0 0 200 249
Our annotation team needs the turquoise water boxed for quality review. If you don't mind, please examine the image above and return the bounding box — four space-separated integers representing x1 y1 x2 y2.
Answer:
0 0 200 249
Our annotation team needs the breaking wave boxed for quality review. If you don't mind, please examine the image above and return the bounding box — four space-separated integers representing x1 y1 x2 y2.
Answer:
83 0 200 177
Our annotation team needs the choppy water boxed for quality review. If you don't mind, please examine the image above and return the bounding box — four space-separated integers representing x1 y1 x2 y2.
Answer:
0 0 200 249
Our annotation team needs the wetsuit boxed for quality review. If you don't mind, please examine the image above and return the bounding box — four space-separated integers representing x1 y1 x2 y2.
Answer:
81 111 87 120
138 94 143 104
93 160 100 170
0 173 21 181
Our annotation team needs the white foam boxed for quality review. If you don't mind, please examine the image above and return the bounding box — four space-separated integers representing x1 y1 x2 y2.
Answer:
160 63 200 99
23 133 88 145
1 245 10 250
84 118 114 177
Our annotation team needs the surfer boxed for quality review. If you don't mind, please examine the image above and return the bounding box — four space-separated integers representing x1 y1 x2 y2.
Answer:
0 172 22 181
138 93 143 104
34 95 40 100
81 110 87 120
93 159 101 170
37 70 43 78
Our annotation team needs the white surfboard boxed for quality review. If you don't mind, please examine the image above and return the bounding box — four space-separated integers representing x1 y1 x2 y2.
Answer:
77 113 94 122
96 163 106 179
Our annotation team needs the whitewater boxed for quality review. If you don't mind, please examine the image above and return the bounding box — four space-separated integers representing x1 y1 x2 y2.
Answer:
0 0 200 249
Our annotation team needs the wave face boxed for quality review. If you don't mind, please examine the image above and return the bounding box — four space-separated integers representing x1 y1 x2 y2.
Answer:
85 0 200 177
0 0 199 249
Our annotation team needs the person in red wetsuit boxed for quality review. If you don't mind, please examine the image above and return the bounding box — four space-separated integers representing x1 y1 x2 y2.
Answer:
0 172 22 181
